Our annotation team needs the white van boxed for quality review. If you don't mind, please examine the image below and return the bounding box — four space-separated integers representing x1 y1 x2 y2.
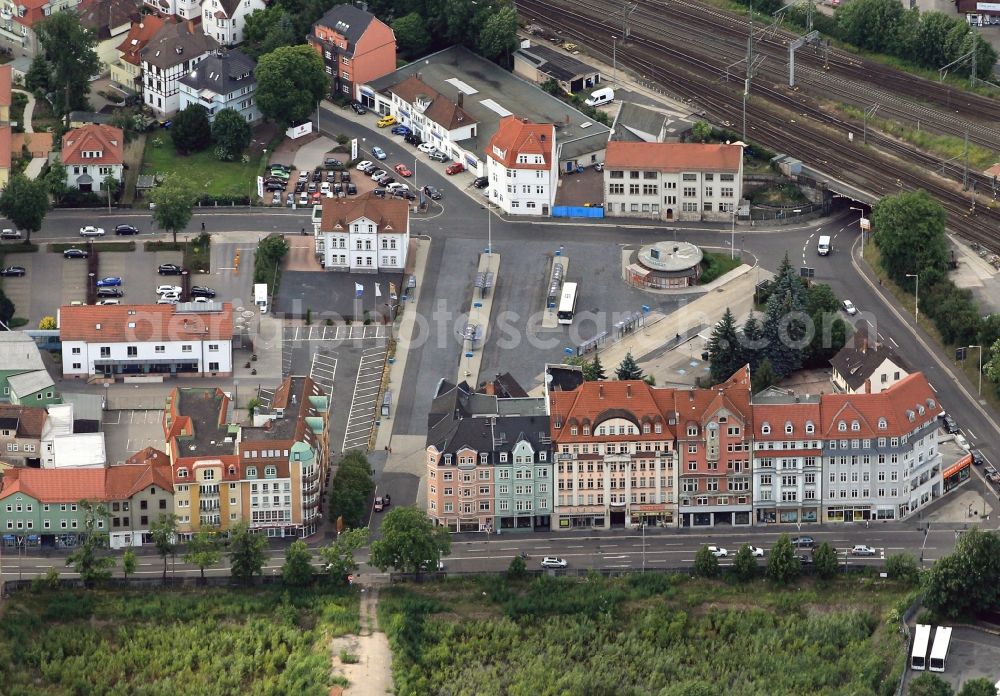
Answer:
817 235 831 256
254 283 268 314
584 87 614 107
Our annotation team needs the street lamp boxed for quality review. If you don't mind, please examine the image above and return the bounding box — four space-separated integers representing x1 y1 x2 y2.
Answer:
905 273 919 324
730 208 737 260
850 206 866 248
611 35 617 87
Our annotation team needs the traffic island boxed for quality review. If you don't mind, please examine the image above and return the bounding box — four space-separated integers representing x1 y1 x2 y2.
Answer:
457 251 501 386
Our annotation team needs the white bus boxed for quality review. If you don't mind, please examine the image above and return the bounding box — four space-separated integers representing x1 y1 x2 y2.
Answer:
557 282 579 325
910 624 932 670
929 626 953 672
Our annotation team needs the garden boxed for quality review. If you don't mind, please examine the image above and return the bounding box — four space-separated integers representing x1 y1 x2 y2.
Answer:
142 135 261 201
0 585 359 695
379 572 914 696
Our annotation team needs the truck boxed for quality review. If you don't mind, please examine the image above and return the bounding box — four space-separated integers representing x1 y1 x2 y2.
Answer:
253 283 268 314
817 235 831 256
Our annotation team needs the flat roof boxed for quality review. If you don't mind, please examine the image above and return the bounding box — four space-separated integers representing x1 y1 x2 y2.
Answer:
176 388 234 456
514 42 597 82
366 45 610 163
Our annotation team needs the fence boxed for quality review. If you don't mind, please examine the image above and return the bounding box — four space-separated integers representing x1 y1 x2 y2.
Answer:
552 205 605 218
748 202 826 223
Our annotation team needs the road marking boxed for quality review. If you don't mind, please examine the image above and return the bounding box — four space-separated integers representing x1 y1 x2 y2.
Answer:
603 555 628 559
889 336 899 347
929 382 937 393
967 429 977 439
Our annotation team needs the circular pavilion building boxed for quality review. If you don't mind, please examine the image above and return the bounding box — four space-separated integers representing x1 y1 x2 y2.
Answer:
626 241 703 289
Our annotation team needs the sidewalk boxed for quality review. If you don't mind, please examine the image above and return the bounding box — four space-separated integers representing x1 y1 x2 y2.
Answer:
457 251 500 386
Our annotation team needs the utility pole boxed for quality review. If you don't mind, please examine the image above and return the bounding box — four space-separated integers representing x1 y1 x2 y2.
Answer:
963 130 969 191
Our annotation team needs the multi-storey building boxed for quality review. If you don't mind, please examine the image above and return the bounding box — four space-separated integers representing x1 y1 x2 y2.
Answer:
59 302 234 380
61 123 125 193
110 16 170 93
485 116 557 216
426 379 552 532
603 141 743 222
0 0 78 57
0 331 59 406
77 0 142 71
308 4 396 100
140 21 219 116
830 326 910 395
200 0 263 46
0 404 46 468
549 380 678 529
312 192 409 273
178 48 260 123
143 0 198 21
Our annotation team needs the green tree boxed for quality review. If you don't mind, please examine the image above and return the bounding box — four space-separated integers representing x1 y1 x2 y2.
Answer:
328 451 375 528
392 12 430 57
751 357 776 393
243 6 298 59
35 11 100 114
741 312 765 371
731 544 758 582
0 290 13 326
691 120 712 142
0 174 50 243
885 553 921 585
507 554 527 580
149 513 178 583
228 521 269 584
762 255 808 378
282 540 314 586
369 506 451 577
212 108 252 161
171 104 213 154
766 534 800 585
908 673 954 696
255 44 326 127
65 501 115 588
615 352 644 380
803 283 850 368
122 547 137 580
184 527 222 580
872 190 948 286
319 527 368 585
253 233 290 289
43 158 68 204
835 0 906 53
984 338 1000 385
38 316 56 330
25 53 50 93
477 3 518 66
693 546 720 578
708 308 744 383
977 314 1000 353
583 354 606 381
812 542 839 580
957 678 997 696
103 174 118 211
150 175 198 244
924 528 1000 619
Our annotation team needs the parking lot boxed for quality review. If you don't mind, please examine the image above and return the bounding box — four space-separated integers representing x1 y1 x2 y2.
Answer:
98 248 184 305
901 626 1000 692
342 346 388 452
101 409 166 464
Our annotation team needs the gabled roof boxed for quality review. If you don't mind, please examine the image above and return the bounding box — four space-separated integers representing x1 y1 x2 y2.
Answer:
611 102 669 143
140 21 219 70
125 446 172 468
210 0 243 19
0 463 173 503
116 16 171 67
319 193 409 235
8 370 55 398
61 123 124 166
487 116 554 169
77 0 143 37
0 331 45 371
0 404 46 438
387 75 475 131
550 380 676 440
604 142 742 172
179 49 256 95
819 372 938 438
59 303 234 343
314 3 379 46
829 325 908 391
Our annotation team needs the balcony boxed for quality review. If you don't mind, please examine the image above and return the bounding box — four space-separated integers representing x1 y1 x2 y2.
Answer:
302 470 320 485
199 501 220 511
303 496 320 510
303 480 320 496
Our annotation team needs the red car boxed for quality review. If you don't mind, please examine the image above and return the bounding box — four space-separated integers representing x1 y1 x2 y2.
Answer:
445 162 465 175
394 163 412 177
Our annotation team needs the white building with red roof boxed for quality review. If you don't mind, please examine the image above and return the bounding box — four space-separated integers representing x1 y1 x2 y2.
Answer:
61 123 125 193
603 141 744 222
58 302 234 380
312 192 409 272
485 116 557 216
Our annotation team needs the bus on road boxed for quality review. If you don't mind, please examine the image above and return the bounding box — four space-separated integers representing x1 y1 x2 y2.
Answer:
910 624 931 670
557 282 578 325
929 626 953 672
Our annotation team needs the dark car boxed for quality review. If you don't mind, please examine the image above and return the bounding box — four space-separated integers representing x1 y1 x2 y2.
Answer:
346 183 357 195
340 171 351 183
295 181 306 193
311 170 322 182
971 450 984 466
372 188 387 198
795 553 814 566
473 176 489 189
63 248 89 259
326 170 337 182
0 265 26 276
942 415 959 434
422 185 442 200
350 101 367 115
264 181 286 192
96 287 124 298
404 132 423 145
393 189 417 201
333 183 343 195
158 264 184 275
114 224 139 235
429 150 449 163
324 158 344 170
307 182 318 193
791 536 815 548
391 125 411 136
380 175 396 187
190 285 216 298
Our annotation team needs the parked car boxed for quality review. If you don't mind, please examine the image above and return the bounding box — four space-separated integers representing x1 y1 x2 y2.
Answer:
391 125 411 136
333 183 343 195
385 181 408 192
270 193 283 205
429 151 449 162
325 170 337 182
417 142 437 155
473 176 489 189
706 546 728 558
80 225 105 237
96 277 122 287
971 449 984 466
265 181 286 192
850 544 876 556
192 297 211 304
268 169 289 180
0 229 23 240
355 160 374 171
156 284 182 295
324 158 344 169
157 297 177 305
372 171 391 184
445 162 466 175
114 224 139 235
374 494 391 512
297 170 309 181
404 132 423 145
955 433 971 451
340 171 351 183
285 193 294 207
376 114 396 128
307 182 318 193
96 287 124 298
394 163 412 177
320 182 332 195
392 189 417 201
842 299 857 315
422 185 442 200
346 183 357 195
298 192 309 206
0 266 26 276
420 559 445 571
159 290 180 301
942 415 959 434
63 248 89 259
311 191 322 203
190 285 216 298
311 170 322 182
97 299 120 305
791 536 815 548
593 162 604 172
540 557 568 569
294 181 306 194
372 188 387 198
379 175 396 187
372 146 387 160
350 101 367 115
270 163 292 172
157 264 184 275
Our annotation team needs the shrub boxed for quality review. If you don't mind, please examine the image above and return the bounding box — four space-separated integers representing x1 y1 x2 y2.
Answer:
693 546 719 579
885 553 920 586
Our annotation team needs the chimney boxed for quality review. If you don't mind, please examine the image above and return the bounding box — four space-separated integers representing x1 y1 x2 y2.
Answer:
626 384 632 398
484 381 495 396
598 384 604 399
457 92 463 108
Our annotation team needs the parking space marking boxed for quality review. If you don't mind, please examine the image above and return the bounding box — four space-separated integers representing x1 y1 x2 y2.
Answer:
341 347 388 453
309 352 338 393
283 324 387 342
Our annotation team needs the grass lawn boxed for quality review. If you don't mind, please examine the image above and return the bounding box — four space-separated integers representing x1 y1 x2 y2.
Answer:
145 232 211 273
380 573 915 696
142 135 261 198
699 250 743 284
0 586 360 694
50 241 135 253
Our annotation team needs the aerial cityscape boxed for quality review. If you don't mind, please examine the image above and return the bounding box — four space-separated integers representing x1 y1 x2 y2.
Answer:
0 0 998 692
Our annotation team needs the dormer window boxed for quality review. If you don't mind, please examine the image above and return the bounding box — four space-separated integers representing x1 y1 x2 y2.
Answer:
784 422 793 434
761 422 771 435
178 468 188 478
805 421 815 434
570 426 578 436
877 418 887 430
643 423 650 434
687 425 698 436
851 420 860 431
582 426 590 435
655 423 662 433
838 421 847 432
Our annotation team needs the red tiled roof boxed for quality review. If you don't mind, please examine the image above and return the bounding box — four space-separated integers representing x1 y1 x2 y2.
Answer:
59 303 234 343
751 401 821 441
550 380 676 442
0 126 11 171
61 123 125 166
604 142 742 172
319 193 409 235
0 65 11 109
819 372 938 438
0 404 47 438
116 16 171 67
487 116 554 169
388 75 475 131
125 446 171 468
0 464 172 502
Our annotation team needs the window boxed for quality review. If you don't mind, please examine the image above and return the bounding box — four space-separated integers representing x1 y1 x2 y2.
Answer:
609 183 624 195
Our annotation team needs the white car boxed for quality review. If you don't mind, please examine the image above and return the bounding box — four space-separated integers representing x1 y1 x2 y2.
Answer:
156 297 177 305
192 297 211 304
80 225 105 237
159 291 180 301
417 142 437 155
842 299 857 315
540 556 568 569
748 546 765 557
156 285 182 295
320 182 332 195
97 299 120 305
385 181 409 192
850 544 877 557
355 160 373 171
955 433 971 451
707 546 728 558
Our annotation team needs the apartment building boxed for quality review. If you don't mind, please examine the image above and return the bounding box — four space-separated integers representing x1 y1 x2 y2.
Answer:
0 331 59 406
830 326 910 395
178 48 260 123
143 0 198 21
313 192 409 273
603 141 743 222
140 20 219 116
549 380 678 530
200 0 263 46
308 4 396 100
110 16 170 93
0 0 79 57
485 116 557 216
77 0 142 70
61 123 125 193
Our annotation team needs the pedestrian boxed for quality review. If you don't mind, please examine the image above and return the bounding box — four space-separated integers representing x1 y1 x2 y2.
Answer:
201 221 205 231
878 278 882 286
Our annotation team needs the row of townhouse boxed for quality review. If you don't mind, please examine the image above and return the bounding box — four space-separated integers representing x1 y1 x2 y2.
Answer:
426 367 960 531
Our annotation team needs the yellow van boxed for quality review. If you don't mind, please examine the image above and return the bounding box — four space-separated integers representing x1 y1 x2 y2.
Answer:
376 115 396 128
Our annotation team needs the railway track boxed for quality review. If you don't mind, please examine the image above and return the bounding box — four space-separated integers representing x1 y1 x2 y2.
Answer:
516 0 1000 247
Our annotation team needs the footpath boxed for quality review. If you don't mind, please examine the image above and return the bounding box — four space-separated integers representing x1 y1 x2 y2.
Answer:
329 586 393 696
